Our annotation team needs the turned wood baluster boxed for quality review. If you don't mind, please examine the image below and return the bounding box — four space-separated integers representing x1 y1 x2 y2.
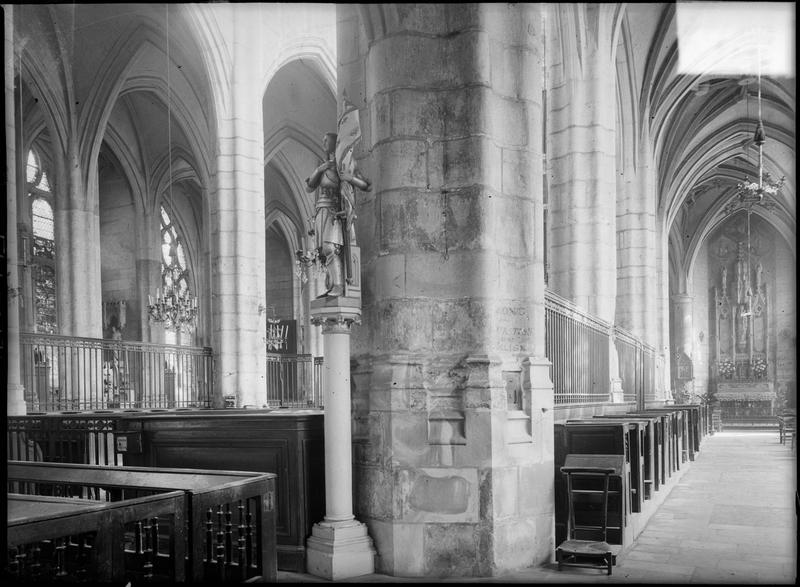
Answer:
246 505 254 569
150 517 160 580
134 520 145 578
216 506 227 582
55 537 68 577
225 504 233 565
237 501 247 581
205 508 214 564
143 518 154 580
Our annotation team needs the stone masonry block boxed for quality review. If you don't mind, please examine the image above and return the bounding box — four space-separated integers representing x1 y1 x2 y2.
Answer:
492 516 539 571
379 189 444 253
373 253 406 299
370 91 393 145
501 146 534 197
373 299 435 353
373 140 429 191
367 519 426 576
489 466 519 518
489 37 521 99
423 523 480 577
366 31 490 98
395 4 480 36
390 411 433 467
518 462 555 517
430 299 485 353
403 250 494 299
354 464 394 520
442 136 502 192
390 89 446 139
399 468 479 522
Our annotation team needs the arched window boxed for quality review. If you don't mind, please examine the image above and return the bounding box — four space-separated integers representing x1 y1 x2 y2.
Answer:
159 204 193 344
28 149 57 333
160 205 190 297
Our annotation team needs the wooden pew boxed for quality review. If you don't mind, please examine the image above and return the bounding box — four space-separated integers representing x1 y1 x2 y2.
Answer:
592 415 657 500
636 409 683 473
562 421 642 514
621 411 671 487
6 461 277 583
8 491 186 582
671 404 704 460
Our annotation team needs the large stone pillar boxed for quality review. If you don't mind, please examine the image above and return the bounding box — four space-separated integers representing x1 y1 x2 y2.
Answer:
54 145 103 339
305 299 376 580
341 4 552 577
210 6 267 408
545 5 618 322
6 6 26 415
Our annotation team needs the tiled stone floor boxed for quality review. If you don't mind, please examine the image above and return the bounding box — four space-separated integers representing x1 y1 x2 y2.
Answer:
279 431 797 584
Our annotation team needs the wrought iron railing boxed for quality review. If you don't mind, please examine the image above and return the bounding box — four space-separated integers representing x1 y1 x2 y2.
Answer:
545 291 656 406
614 325 656 409
265 353 324 409
21 332 213 412
545 291 611 404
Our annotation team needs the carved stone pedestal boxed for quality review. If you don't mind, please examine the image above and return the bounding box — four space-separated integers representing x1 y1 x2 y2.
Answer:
306 520 376 580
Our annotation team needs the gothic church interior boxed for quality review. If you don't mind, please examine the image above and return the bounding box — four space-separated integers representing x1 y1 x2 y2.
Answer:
4 2 796 581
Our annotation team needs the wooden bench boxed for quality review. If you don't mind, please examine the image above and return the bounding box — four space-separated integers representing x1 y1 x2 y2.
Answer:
7 461 277 582
592 415 656 500
670 404 704 460
8 491 186 582
563 421 642 514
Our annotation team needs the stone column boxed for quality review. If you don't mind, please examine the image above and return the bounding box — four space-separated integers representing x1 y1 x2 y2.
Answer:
340 3 551 577
305 298 375 580
6 7 26 415
545 4 618 323
672 293 694 358
209 6 267 408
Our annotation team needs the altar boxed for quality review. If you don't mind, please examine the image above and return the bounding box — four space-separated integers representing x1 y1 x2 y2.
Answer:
711 234 775 425
716 381 776 422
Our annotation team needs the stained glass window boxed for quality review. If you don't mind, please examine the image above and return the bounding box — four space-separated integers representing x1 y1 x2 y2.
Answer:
160 205 190 299
28 149 57 334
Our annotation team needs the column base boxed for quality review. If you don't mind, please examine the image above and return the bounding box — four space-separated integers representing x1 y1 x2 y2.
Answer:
305 520 376 580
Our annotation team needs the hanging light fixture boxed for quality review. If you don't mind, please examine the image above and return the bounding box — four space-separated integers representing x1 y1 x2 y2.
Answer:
722 54 784 321
147 5 198 332
725 65 786 215
263 305 288 351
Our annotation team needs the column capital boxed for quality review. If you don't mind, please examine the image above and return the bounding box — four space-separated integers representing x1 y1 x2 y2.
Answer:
310 295 362 333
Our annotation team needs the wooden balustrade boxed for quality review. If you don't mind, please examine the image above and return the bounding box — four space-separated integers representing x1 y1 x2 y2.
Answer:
7 490 186 583
7 461 277 583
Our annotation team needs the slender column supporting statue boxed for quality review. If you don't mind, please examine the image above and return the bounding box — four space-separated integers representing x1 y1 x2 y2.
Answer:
303 98 375 580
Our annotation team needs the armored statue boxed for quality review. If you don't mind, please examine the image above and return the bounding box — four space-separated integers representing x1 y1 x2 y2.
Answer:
299 111 371 297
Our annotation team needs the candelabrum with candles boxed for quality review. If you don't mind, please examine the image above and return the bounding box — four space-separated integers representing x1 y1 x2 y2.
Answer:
147 284 198 332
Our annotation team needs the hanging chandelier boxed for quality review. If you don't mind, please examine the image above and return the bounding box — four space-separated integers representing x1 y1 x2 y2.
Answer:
148 250 198 331
264 306 288 351
147 4 198 333
723 65 784 320
724 69 785 216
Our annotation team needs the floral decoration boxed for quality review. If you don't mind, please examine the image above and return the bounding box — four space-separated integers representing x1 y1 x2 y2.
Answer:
751 357 767 378
718 360 735 378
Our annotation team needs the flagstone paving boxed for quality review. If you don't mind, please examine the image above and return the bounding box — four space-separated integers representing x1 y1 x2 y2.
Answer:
278 431 797 584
